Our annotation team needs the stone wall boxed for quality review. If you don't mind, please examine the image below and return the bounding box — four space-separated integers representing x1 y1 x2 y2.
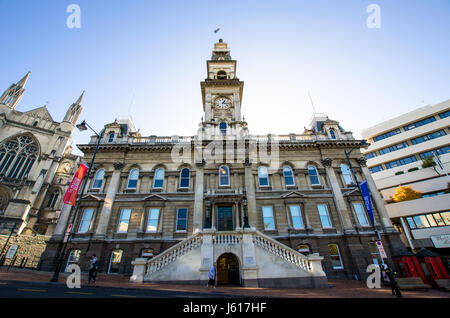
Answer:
0 233 49 268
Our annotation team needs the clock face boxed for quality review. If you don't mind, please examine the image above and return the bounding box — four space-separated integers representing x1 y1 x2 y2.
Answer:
215 97 231 109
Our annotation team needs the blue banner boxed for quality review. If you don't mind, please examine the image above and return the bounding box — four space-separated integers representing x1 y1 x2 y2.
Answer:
360 180 375 225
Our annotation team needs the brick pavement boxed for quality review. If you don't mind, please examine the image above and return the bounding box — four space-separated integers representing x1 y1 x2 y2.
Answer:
0 267 448 298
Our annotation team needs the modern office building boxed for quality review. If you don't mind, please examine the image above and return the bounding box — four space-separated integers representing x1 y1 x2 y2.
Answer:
361 100 450 275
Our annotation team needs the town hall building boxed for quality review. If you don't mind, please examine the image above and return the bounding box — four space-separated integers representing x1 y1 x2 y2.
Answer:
42 40 406 288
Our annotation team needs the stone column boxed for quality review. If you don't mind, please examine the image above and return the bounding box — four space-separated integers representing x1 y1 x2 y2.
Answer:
94 162 124 238
321 158 354 233
52 204 72 239
244 161 258 228
241 228 258 287
193 161 205 234
357 157 395 231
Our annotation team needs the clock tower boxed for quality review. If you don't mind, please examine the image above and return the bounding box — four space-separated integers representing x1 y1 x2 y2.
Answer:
200 39 247 137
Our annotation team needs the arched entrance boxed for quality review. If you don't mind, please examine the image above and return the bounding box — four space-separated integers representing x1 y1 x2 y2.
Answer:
217 253 240 286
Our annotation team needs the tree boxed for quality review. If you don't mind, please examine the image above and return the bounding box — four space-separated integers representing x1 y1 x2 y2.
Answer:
422 155 440 176
391 186 422 203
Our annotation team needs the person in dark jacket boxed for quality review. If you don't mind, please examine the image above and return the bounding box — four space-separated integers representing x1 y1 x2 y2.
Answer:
88 254 99 284
383 265 402 298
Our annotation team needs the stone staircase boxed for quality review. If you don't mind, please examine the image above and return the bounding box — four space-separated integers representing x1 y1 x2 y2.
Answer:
130 228 328 288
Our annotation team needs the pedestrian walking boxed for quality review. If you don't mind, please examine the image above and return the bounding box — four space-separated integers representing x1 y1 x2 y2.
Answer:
88 254 99 284
207 262 217 289
383 265 402 298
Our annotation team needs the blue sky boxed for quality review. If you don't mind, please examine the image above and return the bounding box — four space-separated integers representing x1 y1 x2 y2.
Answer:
1 0 449 155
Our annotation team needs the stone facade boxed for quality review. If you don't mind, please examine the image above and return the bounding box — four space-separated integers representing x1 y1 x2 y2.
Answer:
0 233 49 268
0 73 82 237
41 40 406 286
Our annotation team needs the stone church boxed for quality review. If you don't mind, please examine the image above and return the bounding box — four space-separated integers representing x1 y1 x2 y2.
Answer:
0 72 82 237
42 40 405 287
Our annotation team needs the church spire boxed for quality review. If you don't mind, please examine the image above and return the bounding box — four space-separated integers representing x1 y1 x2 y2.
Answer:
0 72 31 109
63 91 84 124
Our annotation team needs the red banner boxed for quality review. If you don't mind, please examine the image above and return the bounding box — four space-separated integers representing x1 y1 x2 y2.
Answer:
63 163 89 206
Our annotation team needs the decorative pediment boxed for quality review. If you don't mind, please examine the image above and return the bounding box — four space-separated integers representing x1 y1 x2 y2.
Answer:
24 106 54 122
342 187 360 196
282 191 307 198
81 194 103 201
141 194 168 201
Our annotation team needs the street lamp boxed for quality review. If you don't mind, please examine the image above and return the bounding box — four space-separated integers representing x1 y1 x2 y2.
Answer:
242 197 250 228
50 121 104 282
344 140 381 241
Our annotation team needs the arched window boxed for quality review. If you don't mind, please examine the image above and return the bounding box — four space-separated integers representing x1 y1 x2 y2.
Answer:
328 244 343 269
283 166 295 186
329 129 336 140
258 166 269 187
127 168 139 189
65 249 81 272
92 169 105 189
219 165 230 186
108 133 115 143
153 168 165 188
46 190 60 209
0 135 38 180
219 122 227 136
217 70 227 80
179 168 190 188
109 249 123 273
340 164 354 185
297 244 311 254
308 165 320 185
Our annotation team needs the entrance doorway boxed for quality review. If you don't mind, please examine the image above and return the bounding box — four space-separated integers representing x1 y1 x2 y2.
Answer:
217 253 240 286
217 206 233 231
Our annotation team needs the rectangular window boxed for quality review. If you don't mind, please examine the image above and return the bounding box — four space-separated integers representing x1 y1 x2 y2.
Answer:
176 208 188 232
406 217 416 229
318 204 332 228
289 205 304 229
433 213 446 226
369 165 383 173
385 155 417 169
441 211 450 226
262 206 276 230
365 152 377 159
328 244 343 269
146 208 160 232
403 116 436 131
353 202 370 226
413 215 430 228
411 130 446 145
439 110 450 119
378 142 409 155
419 146 450 160
78 208 94 233
373 128 401 142
426 214 437 227
117 208 131 233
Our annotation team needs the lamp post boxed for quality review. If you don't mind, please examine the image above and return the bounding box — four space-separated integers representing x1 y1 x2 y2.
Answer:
242 197 250 228
50 121 104 282
344 140 381 241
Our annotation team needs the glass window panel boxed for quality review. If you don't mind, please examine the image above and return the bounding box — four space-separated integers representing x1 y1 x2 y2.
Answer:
147 208 160 232
127 169 139 188
432 213 445 226
328 244 343 269
406 217 416 229
425 214 437 227
219 166 230 186
308 166 320 185
153 168 164 188
289 205 304 229
353 202 370 226
92 169 105 189
318 204 332 228
283 166 295 186
413 215 430 228
329 129 336 139
440 212 450 226
340 164 353 185
176 208 188 231
262 206 275 230
109 250 123 273
117 209 131 233
179 168 190 188
258 166 269 186
78 208 94 233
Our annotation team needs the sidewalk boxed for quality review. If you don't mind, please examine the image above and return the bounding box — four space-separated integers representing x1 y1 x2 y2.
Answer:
0 267 448 298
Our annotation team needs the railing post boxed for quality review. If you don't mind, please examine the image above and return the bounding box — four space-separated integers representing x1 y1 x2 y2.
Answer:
130 258 147 283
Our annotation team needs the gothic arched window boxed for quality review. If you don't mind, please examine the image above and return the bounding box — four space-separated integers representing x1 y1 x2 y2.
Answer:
92 169 105 189
0 135 39 180
127 168 139 189
329 129 336 140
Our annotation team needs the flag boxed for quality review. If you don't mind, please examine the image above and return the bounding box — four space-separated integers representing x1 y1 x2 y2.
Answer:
63 162 89 206
360 180 375 225
214 26 221 34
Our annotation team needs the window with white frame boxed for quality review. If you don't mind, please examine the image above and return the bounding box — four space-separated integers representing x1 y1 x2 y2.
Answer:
289 205 304 229
179 168 190 188
127 168 139 189
340 164 354 185
328 244 343 269
283 166 295 186
308 165 320 185
258 166 269 187
146 208 160 232
262 206 276 230
117 208 131 233
317 204 332 228
78 208 94 233
92 169 105 189
352 202 370 226
219 165 230 186
153 168 164 188
176 208 188 232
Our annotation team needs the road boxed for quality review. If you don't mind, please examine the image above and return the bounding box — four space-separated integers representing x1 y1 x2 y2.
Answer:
0 280 256 298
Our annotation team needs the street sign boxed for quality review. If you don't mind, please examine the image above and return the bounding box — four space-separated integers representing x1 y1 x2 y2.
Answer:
5 244 18 259
376 241 387 259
